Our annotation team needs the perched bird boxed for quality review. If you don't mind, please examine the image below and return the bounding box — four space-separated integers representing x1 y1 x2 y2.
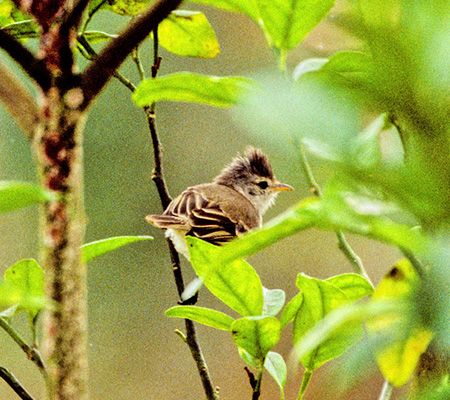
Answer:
146 148 293 259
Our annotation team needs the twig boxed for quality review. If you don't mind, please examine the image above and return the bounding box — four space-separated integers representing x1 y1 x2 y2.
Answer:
141 28 218 399
296 141 372 282
80 0 109 33
0 61 39 138
77 34 138 92
251 366 264 400
63 0 92 31
0 29 51 91
80 0 184 109
378 380 393 400
0 316 46 375
0 367 35 400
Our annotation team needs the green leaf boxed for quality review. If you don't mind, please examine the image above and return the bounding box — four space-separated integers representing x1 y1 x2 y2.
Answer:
3 259 45 320
0 0 28 27
191 0 260 21
133 72 256 107
295 299 405 363
0 181 54 214
280 292 303 329
321 51 374 81
82 235 153 263
95 0 153 15
232 316 281 359
262 287 285 317
257 0 334 51
293 274 369 370
187 237 264 316
165 305 235 331
1 19 38 39
326 273 374 301
159 10 220 58
265 351 287 393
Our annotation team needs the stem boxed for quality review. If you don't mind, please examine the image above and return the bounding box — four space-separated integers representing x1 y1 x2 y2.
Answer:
378 380 393 400
185 319 220 400
297 369 312 400
296 141 372 283
0 316 46 375
0 367 35 400
80 0 184 109
252 366 264 400
80 0 109 33
0 29 51 91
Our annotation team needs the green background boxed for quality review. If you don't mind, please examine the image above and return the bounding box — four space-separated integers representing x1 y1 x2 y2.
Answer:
0 3 401 399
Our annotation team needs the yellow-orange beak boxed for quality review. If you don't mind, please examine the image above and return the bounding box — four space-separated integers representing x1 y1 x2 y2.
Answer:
271 182 294 192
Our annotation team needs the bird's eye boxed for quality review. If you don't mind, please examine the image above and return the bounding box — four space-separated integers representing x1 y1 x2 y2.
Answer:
257 181 268 189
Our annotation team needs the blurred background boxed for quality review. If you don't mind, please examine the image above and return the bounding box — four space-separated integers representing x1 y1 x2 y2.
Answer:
0 1 404 399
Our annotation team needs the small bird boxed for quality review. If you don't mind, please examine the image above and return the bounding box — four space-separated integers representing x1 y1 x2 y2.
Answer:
146 148 293 259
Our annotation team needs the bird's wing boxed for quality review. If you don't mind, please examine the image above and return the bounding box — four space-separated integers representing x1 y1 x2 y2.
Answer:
146 187 252 245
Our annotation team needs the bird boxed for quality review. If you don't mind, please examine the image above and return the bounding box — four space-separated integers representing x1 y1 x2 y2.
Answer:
146 147 293 259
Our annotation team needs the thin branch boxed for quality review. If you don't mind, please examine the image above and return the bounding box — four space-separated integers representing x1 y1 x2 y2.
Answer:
80 0 183 109
0 29 51 91
251 366 264 400
77 34 137 92
81 0 109 33
63 0 92 31
0 367 35 400
0 61 39 138
185 319 220 400
0 316 46 375
295 141 372 282
377 380 393 400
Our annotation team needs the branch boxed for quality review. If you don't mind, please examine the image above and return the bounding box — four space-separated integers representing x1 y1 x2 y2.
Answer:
0 29 51 91
0 367 35 400
0 316 46 375
64 0 92 30
0 61 39 138
80 0 184 109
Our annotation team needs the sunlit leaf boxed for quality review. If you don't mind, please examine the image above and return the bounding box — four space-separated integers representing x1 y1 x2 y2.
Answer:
232 316 281 359
91 0 153 16
159 10 220 58
265 351 287 393
0 0 28 27
368 259 433 386
3 259 45 320
0 181 54 214
262 287 285 317
293 273 372 370
256 0 334 51
82 236 153 263
280 292 303 328
326 273 374 301
1 19 38 39
165 305 235 331
133 72 256 107
187 237 264 316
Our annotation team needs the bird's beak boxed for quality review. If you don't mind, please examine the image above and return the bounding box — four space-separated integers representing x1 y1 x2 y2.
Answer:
271 182 294 192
